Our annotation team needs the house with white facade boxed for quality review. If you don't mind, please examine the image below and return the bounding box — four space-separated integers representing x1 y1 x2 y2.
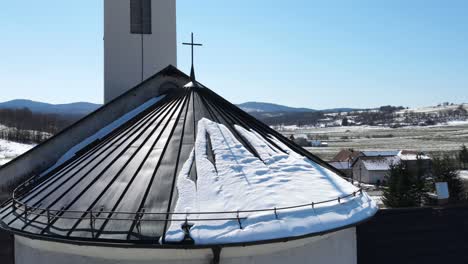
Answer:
351 150 432 184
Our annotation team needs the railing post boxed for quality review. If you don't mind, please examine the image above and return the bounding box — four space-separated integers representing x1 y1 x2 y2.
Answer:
136 208 145 234
237 211 243 229
89 211 95 238
182 215 191 237
24 205 28 219
274 207 279 219
47 209 51 224
311 202 315 209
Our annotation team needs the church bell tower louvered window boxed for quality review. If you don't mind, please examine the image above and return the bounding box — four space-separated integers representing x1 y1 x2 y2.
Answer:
131 0 152 34
105 0 176 103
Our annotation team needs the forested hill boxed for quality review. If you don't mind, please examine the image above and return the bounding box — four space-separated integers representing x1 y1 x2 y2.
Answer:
237 102 316 113
0 100 100 115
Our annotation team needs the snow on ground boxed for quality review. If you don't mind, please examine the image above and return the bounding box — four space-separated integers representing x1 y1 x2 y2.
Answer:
445 120 468 126
165 118 378 245
277 120 468 133
370 196 384 207
0 139 34 166
278 125 393 134
396 103 468 114
459 170 468 180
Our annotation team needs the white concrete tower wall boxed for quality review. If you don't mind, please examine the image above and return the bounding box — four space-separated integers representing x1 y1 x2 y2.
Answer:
14 228 357 264
104 0 177 103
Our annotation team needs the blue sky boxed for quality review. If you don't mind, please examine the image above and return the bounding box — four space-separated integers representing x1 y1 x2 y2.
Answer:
0 1 467 109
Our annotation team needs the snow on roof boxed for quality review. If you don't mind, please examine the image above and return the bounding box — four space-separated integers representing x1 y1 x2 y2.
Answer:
397 150 431 161
165 118 377 245
459 170 468 180
360 156 401 171
329 161 352 170
331 149 360 162
361 151 400 157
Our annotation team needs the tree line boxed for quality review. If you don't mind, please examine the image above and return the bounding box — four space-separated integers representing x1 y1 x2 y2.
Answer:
252 111 325 126
0 108 82 144
0 128 49 145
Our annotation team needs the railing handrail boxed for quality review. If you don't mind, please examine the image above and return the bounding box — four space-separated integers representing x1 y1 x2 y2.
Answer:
10 189 363 217
8 173 364 231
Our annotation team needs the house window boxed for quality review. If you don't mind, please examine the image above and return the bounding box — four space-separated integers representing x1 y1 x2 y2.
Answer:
130 0 152 34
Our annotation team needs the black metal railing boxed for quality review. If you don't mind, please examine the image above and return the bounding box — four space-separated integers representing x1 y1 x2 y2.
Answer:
8 173 364 237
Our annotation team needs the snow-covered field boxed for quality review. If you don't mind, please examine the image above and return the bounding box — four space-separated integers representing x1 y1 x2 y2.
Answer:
396 103 468 115
277 120 468 134
280 123 468 161
0 139 34 166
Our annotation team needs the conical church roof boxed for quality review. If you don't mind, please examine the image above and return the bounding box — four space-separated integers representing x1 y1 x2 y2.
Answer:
0 69 377 246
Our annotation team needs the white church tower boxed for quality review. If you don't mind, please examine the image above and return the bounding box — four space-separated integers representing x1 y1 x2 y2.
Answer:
104 0 177 103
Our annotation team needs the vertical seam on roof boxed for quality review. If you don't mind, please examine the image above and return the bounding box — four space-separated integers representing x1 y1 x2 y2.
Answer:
32 97 178 234
68 96 183 238
5 96 173 227
204 89 286 155
200 90 262 160
127 90 190 240
206 89 346 177
203 89 282 155
161 90 192 243
21 96 171 204
1 100 165 220
19 95 173 204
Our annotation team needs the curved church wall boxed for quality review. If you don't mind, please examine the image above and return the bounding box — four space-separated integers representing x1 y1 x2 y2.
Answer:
14 227 356 264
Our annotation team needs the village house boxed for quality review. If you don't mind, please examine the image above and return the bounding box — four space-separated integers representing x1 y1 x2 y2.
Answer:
329 149 361 178
330 149 432 184
353 151 432 184
352 155 400 184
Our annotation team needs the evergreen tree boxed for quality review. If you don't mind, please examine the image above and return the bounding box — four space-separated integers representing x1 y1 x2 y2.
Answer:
459 145 468 169
432 156 466 203
382 162 419 208
341 117 349 126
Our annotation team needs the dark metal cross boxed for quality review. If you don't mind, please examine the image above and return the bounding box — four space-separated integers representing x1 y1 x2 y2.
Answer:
182 32 203 82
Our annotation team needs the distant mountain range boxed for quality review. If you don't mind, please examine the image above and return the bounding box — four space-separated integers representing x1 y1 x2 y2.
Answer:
237 102 315 113
237 102 361 113
0 99 101 115
0 99 360 116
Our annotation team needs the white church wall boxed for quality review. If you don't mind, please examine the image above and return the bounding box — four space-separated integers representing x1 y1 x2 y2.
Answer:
104 0 177 103
14 228 357 264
